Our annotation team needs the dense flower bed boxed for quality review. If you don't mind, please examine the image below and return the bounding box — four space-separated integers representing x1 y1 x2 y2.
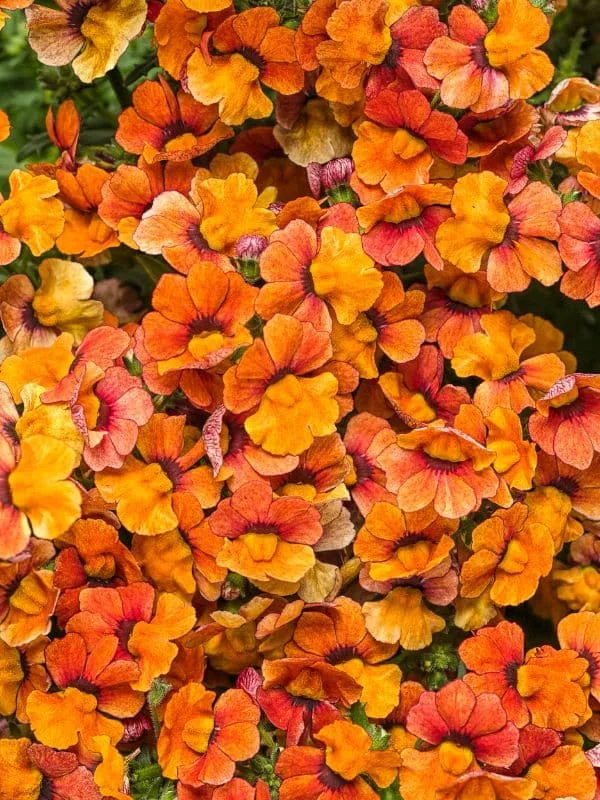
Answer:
0 0 600 798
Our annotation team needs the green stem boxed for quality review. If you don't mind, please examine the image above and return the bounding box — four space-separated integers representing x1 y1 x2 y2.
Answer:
107 67 131 109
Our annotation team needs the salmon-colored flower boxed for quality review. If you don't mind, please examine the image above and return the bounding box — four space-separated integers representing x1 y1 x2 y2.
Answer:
54 164 120 258
424 0 553 113
67 584 196 691
356 184 452 269
223 314 339 456
379 419 499 519
369 6 447 94
436 172 562 293
460 502 554 606
186 7 304 125
272 432 349 503
98 158 196 249
25 0 146 83
116 76 233 163
353 89 467 193
158 682 260 785
0 170 64 256
379 343 470 428
209 480 321 588
96 413 222 535
134 172 276 271
559 201 600 308
343 412 397 516
154 0 211 81
257 219 382 330
558 610 600 703
528 374 600 470
451 311 565 416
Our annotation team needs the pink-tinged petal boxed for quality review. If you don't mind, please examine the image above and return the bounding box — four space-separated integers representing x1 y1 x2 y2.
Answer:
473 722 520 768
435 680 477 732
406 691 450 743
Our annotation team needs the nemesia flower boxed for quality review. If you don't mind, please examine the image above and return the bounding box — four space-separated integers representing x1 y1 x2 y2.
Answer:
525 745 596 800
54 163 120 258
315 0 392 91
273 432 349 503
355 502 456 582
116 76 233 163
559 200 600 308
353 89 467 193
186 7 304 126
283 597 400 717
98 157 196 249
460 502 554 606
378 419 499 519
275 719 401 800
134 171 277 271
529 374 600 470
223 314 339 456
508 126 567 195
256 219 382 330
535 452 600 520
157 682 260 785
208 480 322 588
436 172 562 293
25 0 147 83
379 343 470 428
356 184 452 269
0 636 49 722
423 0 553 113
368 5 447 94
0 170 64 256
451 311 565 416
96 413 222 535
343 412 397 515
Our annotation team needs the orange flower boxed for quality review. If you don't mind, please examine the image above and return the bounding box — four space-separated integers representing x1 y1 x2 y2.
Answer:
208 480 322 588
423 0 553 113
96 413 222 535
379 343 469 428
529 374 600 470
343 412 396 516
535 452 600 521
116 76 233 163
186 8 304 125
486 407 537 501
257 219 382 330
98 158 196 249
0 170 64 256
26 634 132 754
66 583 196 691
421 263 503 359
262 655 361 708
436 172 562 293
526 745 596 800
0 738 42 800
142 260 257 375
362 585 448 650
134 172 276 271
315 0 391 91
25 0 146 83
355 502 456 583
356 184 452 270
276 720 400 800
0 636 49 723
379 420 499 519
460 503 555 606
283 597 400 717
273 432 349 503
559 199 600 308
54 163 119 258
353 89 467 193
451 311 565 416
223 314 339 456
558 611 600 703
0 541 58 647
158 682 260 785
154 0 210 81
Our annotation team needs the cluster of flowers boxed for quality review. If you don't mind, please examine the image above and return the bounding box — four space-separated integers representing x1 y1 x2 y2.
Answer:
1 0 600 797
